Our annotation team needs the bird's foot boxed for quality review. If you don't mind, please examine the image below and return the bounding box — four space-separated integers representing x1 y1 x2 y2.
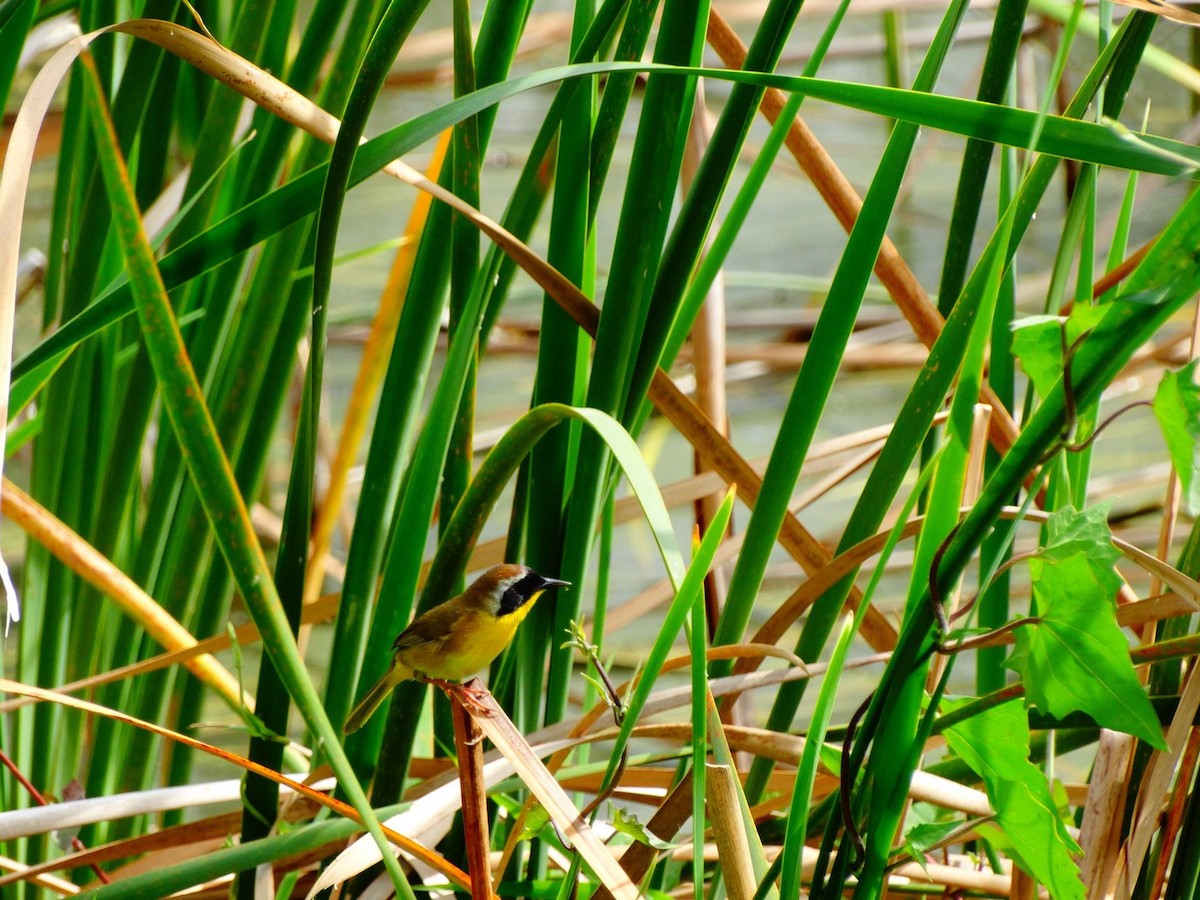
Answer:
418 675 496 718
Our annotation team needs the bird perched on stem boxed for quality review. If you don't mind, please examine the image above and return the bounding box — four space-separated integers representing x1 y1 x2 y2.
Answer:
344 564 569 733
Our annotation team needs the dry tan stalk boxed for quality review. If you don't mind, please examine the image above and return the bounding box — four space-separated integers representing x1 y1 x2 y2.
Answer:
0 679 468 891
1148 727 1200 897
1108 657 1200 896
451 699 495 900
889 859 1012 895
0 796 324 888
907 770 992 818
595 761 731 892
1113 539 1200 609
456 684 640 900
1113 0 1200 25
384 11 574 86
1009 863 1035 900
604 532 743 633
250 502 346 582
1089 240 1153 301
103 836 229 883
681 81 732 640
1079 729 1135 894
1113 593 1197 630
0 478 245 708
556 766 822 799
706 763 757 900
0 775 327 843
0 856 78 895
733 505 1200 690
0 18 92 639
692 340 932 369
498 307 902 338
519 719 992 820
736 517 923 678
493 637 816 883
471 414 948 610
481 657 898 896
360 327 935 369
672 840 1013 895
604 418 948 635
706 642 807 669
649 373 899 651
319 691 662 897
964 404 992 505
0 810 245 887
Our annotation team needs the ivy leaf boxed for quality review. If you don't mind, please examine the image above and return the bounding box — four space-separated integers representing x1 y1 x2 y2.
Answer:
1011 306 1108 400
516 804 553 843
1153 361 1200 515
1008 304 1099 400
1040 502 1123 572
1011 316 1066 400
610 805 678 851
1008 507 1167 750
942 698 1084 900
901 819 964 876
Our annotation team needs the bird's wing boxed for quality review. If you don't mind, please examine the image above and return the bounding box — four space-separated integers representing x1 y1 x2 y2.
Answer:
394 629 442 651
393 603 469 651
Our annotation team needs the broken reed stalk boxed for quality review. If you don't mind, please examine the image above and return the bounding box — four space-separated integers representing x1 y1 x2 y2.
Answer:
451 693 494 900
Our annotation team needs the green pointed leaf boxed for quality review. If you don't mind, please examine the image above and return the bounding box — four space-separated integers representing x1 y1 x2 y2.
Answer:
942 698 1084 900
610 806 678 851
1153 360 1200 515
1011 316 1068 400
901 819 964 876
1040 502 1123 571
1008 507 1167 749
1011 304 1110 400
518 805 554 844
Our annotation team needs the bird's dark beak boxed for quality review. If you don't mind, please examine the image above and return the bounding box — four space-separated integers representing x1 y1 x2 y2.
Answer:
541 577 570 590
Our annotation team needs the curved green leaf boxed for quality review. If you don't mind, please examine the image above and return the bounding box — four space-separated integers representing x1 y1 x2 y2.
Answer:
1153 360 1200 516
1007 506 1167 750
426 403 686 600
943 697 1084 899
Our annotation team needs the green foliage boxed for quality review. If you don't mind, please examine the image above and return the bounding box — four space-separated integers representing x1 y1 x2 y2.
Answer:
610 806 678 851
1153 360 1200 515
4 3 1200 898
900 816 964 876
943 698 1084 899
1011 302 1108 400
1008 506 1167 749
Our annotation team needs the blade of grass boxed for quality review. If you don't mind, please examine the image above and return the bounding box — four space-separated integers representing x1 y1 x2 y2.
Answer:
849 156 1200 899
748 7 1157 809
712 0 969 678
78 48 413 898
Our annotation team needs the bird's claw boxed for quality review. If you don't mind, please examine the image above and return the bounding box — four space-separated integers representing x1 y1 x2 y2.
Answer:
418 675 497 718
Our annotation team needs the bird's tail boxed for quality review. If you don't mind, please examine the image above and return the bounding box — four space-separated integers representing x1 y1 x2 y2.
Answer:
343 658 412 733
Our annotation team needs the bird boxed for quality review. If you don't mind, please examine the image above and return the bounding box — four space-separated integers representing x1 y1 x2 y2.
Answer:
343 564 569 733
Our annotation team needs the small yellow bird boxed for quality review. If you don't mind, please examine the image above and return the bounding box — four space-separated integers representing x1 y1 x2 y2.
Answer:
343 563 569 733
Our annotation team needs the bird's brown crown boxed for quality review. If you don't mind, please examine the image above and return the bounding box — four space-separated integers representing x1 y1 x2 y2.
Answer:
467 564 569 617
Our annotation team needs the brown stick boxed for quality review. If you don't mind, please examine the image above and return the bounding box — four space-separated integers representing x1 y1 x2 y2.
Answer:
451 689 494 900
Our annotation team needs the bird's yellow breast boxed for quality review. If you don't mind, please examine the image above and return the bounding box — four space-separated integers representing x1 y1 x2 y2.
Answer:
396 597 540 682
